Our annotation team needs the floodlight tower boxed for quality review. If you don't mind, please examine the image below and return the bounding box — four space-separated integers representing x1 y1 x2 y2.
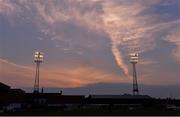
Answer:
130 53 139 95
34 52 43 93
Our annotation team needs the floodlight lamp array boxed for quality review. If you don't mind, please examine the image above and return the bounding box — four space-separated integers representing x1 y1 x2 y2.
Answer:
130 53 138 63
34 52 43 62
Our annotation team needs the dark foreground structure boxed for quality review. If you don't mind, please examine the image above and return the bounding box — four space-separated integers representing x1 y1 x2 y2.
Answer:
1 82 180 115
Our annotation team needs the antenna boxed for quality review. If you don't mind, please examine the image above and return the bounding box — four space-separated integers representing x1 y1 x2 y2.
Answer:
33 52 43 93
130 53 139 95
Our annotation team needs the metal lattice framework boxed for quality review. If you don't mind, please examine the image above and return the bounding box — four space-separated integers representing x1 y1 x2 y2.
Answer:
130 53 139 95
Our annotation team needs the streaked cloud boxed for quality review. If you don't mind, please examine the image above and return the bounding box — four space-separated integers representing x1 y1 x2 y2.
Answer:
139 59 157 65
0 58 129 88
0 0 180 88
165 27 180 61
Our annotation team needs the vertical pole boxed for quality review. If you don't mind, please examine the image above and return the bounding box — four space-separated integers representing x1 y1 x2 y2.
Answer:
37 62 40 93
133 63 135 95
34 62 37 93
34 62 40 93
132 63 139 95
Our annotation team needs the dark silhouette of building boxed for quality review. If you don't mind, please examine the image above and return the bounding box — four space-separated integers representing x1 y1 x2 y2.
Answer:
1 82 180 114
0 82 10 93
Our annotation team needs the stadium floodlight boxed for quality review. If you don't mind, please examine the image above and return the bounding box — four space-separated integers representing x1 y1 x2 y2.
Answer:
130 53 138 64
33 51 44 93
34 52 43 62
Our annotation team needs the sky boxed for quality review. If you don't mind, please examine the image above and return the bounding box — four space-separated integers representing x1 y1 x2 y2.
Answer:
0 0 180 92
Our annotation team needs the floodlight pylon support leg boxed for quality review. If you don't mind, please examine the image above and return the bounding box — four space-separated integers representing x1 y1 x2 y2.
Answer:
34 62 40 93
132 63 139 95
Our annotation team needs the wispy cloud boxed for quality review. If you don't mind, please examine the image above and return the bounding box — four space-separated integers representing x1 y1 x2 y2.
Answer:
0 58 128 88
0 58 33 70
139 58 157 65
0 0 180 87
165 27 180 61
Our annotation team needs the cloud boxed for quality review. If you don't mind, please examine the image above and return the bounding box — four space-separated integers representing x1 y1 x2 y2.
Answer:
139 58 157 65
165 27 180 61
0 58 33 70
0 0 180 87
0 58 128 88
0 0 144 76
